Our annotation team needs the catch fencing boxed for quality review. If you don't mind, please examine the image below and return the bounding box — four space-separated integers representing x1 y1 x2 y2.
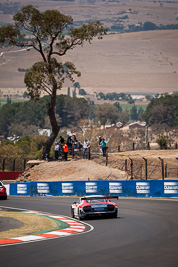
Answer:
1 145 177 180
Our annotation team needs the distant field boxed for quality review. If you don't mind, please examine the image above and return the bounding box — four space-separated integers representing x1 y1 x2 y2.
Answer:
120 103 148 111
0 0 178 95
0 98 28 107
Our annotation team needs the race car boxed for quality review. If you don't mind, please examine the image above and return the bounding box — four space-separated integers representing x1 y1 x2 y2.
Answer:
71 195 118 220
0 181 7 200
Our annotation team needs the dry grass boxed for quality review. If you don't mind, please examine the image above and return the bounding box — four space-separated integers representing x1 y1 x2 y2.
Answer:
0 1 178 94
0 211 57 239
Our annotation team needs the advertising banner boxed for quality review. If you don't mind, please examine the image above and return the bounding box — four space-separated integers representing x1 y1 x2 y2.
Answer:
9 180 178 198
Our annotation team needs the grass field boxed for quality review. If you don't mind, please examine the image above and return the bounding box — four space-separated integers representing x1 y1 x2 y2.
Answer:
0 98 28 107
120 103 148 111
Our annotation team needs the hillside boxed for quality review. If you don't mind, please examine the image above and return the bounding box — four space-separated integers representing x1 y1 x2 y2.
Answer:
17 150 178 182
1 29 178 95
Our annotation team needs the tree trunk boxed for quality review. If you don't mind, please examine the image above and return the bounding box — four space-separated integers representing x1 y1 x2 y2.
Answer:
41 97 60 159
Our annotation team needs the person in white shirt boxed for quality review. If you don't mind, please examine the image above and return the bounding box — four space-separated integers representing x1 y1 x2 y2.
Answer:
55 142 60 160
83 139 89 159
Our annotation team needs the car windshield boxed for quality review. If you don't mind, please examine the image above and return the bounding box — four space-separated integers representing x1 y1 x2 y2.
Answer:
86 199 107 203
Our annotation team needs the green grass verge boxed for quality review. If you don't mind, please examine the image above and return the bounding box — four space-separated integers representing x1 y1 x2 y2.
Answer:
30 216 70 235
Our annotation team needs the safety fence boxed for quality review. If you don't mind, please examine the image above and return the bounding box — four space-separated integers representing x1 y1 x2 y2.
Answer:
9 180 178 198
1 145 177 181
0 171 23 180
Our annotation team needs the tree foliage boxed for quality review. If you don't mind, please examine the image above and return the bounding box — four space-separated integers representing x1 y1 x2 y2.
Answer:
0 5 106 158
96 103 119 125
144 95 178 126
0 95 89 137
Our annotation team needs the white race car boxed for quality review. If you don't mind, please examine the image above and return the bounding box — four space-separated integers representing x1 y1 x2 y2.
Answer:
71 195 118 220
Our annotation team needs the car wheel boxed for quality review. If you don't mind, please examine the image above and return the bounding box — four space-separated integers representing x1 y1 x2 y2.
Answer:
71 208 74 218
112 210 117 218
78 208 82 220
3 196 7 200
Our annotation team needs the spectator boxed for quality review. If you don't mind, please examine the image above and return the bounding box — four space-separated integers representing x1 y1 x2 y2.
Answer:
83 139 89 159
99 136 102 155
63 142 68 161
59 136 64 145
54 142 59 160
100 138 107 157
67 135 72 149
78 141 83 151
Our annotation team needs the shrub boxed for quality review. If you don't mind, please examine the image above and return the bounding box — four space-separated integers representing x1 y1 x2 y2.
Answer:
156 135 167 149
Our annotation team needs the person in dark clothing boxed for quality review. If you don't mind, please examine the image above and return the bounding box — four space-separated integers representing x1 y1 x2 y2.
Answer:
59 136 64 145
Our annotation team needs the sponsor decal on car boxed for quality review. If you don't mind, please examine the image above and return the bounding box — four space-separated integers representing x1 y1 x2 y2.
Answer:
85 182 97 193
136 182 150 194
62 183 74 193
164 182 178 194
109 182 122 193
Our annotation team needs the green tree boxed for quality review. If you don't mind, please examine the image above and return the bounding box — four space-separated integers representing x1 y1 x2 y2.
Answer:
98 92 106 100
79 89 87 95
73 82 80 90
156 135 167 149
145 95 178 126
143 21 157 31
130 105 138 121
0 5 106 159
120 110 129 125
138 106 144 120
96 103 119 125
114 102 122 113
7 96 12 104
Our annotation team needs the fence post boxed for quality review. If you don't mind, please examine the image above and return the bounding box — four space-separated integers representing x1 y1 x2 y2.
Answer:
133 142 135 151
24 158 26 171
129 158 133 180
158 157 164 180
165 164 167 178
88 147 91 160
12 158 16 171
175 143 177 149
148 142 150 150
2 158 5 171
142 157 148 180
125 159 127 172
118 145 120 152
72 145 74 159
106 151 108 166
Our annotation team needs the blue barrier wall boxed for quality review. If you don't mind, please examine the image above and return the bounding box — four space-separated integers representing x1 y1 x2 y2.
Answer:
9 180 178 198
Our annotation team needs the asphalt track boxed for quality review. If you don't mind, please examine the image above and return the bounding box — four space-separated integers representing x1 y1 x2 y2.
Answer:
0 196 178 267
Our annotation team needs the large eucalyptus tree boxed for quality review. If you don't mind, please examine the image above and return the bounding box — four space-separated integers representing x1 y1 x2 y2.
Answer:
0 5 107 158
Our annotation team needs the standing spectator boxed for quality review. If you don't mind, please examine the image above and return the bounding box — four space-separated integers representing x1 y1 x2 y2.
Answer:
99 136 102 155
59 136 64 145
83 139 89 159
100 138 107 157
63 142 68 161
67 135 72 149
78 141 83 151
54 142 59 160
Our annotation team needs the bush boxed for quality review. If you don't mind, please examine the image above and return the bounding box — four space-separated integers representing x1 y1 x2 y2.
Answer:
156 135 167 149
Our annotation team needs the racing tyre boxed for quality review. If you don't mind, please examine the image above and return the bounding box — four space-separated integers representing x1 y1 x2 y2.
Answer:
78 208 82 220
112 210 117 218
71 208 74 218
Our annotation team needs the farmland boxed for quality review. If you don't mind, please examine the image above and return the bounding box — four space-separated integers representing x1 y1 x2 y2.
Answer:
0 0 178 96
